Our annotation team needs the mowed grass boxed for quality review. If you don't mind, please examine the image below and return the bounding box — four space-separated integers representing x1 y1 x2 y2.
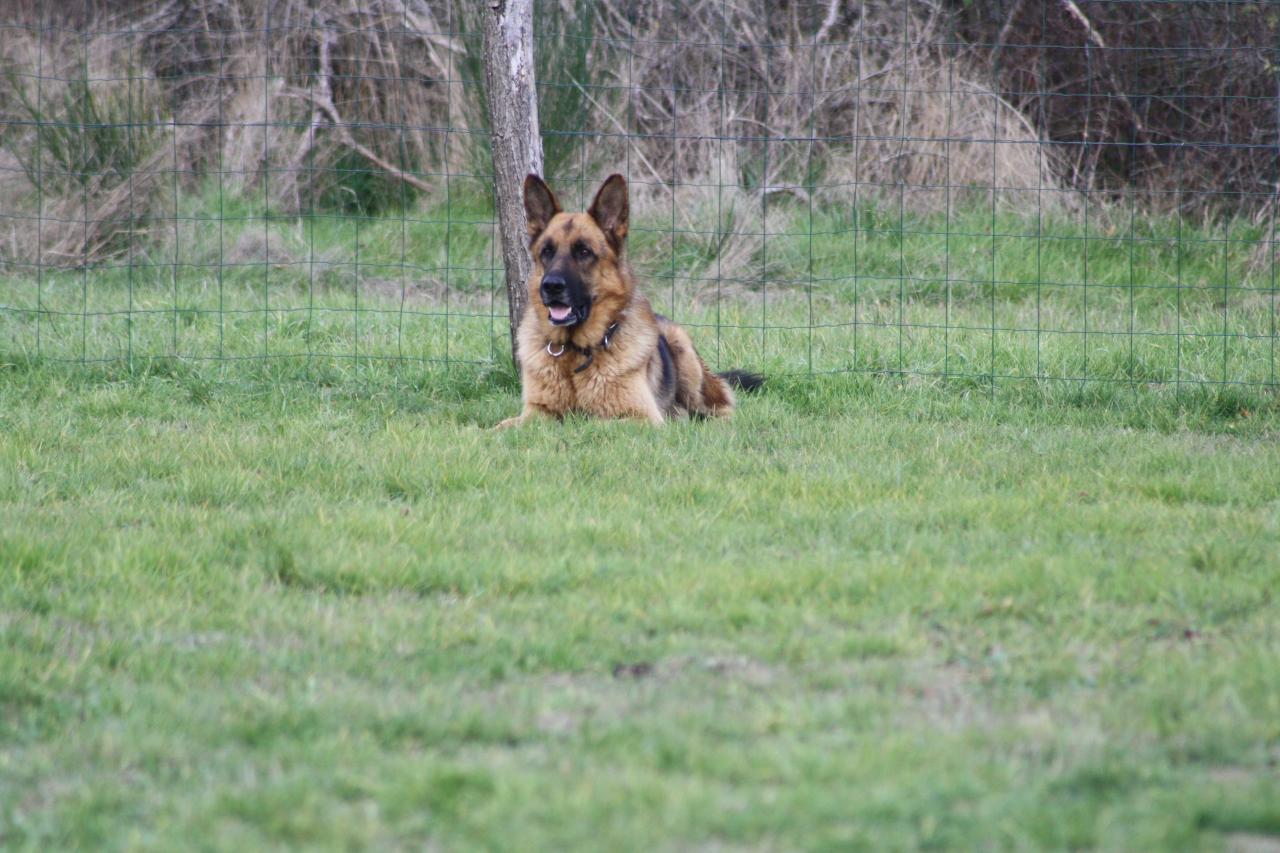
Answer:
2 191 1280 849
1 358 1279 850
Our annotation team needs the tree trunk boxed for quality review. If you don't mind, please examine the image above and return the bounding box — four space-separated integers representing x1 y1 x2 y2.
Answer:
479 0 543 365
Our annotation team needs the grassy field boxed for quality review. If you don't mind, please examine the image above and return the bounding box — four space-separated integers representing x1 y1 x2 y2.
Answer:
2 362 1279 850
2 194 1280 850
3 188 1276 387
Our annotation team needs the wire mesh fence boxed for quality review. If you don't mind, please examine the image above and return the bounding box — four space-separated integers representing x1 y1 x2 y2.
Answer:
1 0 1277 392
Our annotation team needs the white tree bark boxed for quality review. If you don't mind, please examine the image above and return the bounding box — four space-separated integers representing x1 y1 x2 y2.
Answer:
479 0 543 364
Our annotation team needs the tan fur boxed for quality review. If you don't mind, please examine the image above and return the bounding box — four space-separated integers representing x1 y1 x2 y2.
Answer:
497 175 737 427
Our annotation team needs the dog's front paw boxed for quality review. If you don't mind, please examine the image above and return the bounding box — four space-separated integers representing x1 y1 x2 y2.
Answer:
493 415 524 430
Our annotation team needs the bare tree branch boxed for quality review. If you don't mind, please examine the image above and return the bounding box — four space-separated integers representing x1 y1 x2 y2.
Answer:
284 24 433 196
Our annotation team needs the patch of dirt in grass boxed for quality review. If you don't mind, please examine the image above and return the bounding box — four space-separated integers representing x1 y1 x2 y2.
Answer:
227 229 298 268
897 660 1108 757
359 276 447 305
1207 766 1264 784
15 773 77 826
516 655 783 736
356 276 502 314
1226 833 1280 853
535 709 581 736
695 655 778 686
899 663 988 732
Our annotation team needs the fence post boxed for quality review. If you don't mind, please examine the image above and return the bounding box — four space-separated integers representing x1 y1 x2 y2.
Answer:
479 0 543 365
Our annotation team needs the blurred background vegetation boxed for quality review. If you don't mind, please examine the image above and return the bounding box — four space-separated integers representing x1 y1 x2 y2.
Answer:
1 0 1275 269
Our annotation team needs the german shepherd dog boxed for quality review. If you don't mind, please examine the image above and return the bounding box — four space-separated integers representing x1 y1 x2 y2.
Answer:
498 173 761 427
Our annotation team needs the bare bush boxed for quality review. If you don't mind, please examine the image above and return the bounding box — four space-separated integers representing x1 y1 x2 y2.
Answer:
955 0 1280 217
4 1 1062 220
137 0 459 212
588 0 1066 220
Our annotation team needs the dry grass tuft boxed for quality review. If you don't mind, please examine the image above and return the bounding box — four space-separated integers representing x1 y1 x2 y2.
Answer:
0 25 185 267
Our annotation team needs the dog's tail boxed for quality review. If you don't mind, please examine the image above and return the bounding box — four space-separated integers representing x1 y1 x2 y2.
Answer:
718 369 764 393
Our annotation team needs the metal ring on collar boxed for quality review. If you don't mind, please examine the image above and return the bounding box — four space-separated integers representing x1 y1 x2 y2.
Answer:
546 341 565 357
602 322 618 349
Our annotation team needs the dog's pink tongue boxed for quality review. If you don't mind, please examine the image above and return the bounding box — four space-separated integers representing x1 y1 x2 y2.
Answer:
548 305 572 322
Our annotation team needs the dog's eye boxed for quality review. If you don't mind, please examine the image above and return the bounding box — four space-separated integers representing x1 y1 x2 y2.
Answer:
573 243 594 262
540 242 556 261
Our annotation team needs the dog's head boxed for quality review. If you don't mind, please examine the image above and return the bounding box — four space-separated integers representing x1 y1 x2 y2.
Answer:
523 173 630 330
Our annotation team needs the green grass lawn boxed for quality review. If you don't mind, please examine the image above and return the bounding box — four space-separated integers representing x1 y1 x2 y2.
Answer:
1 360 1278 850
2 193 1280 849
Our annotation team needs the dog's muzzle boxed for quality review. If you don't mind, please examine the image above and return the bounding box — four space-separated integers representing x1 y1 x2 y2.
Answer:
540 273 589 327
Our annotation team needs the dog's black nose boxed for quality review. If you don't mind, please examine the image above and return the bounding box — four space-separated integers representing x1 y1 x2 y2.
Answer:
540 274 567 300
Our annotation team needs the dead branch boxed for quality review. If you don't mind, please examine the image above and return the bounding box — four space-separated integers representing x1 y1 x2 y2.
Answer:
1059 0 1157 161
284 23 432 196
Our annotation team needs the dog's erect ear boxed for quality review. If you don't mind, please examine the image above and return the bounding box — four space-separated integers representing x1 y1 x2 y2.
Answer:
588 174 629 253
523 174 560 242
